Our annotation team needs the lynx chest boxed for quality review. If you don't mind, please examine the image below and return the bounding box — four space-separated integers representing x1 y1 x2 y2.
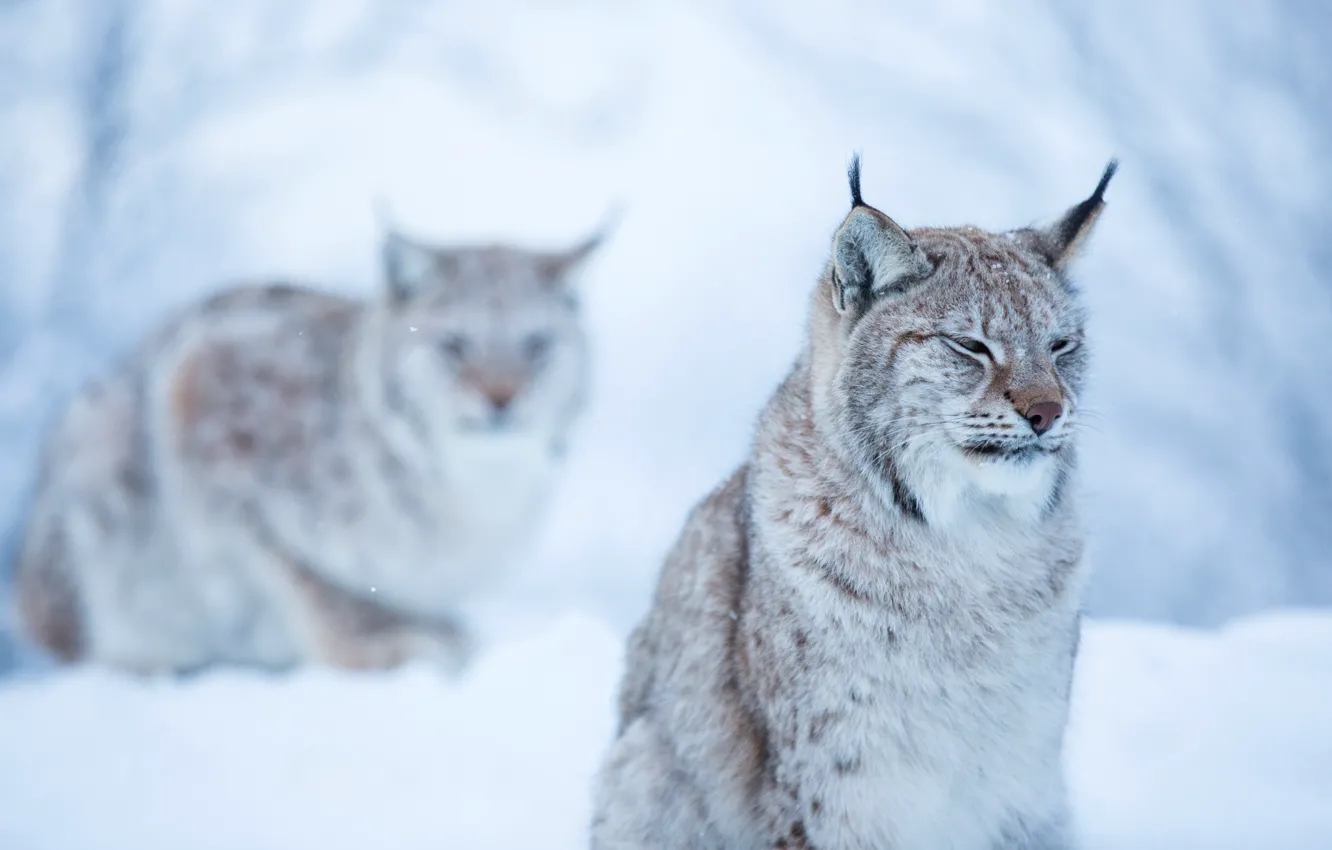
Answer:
750 540 1080 849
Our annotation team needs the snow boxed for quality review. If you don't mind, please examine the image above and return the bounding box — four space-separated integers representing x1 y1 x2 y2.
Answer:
1 611 1330 849
1067 613 1332 849
0 615 620 850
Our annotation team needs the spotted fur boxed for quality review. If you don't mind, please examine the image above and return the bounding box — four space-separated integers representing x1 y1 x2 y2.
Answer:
591 158 1115 849
11 226 605 675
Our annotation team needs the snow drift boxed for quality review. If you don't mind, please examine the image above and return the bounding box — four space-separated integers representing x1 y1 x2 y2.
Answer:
2 611 1331 849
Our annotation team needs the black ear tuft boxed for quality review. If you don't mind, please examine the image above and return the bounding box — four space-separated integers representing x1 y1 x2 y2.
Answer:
1037 158 1118 270
848 153 864 208
1053 158 1117 251
1094 158 1118 202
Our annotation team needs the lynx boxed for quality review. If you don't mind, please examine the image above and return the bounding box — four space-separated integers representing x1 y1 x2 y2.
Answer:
591 158 1116 849
12 223 606 675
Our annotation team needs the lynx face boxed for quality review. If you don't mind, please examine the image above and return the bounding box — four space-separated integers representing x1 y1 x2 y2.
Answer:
818 159 1114 524
378 233 601 438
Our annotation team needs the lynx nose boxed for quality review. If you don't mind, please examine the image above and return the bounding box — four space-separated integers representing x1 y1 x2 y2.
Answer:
483 386 517 414
1024 401 1063 436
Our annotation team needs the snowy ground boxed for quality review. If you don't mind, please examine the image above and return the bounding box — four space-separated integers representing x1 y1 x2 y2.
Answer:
2 610 1331 850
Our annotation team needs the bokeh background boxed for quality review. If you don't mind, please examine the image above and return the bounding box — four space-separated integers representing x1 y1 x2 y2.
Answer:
0 2 1330 845
3 0 1329 668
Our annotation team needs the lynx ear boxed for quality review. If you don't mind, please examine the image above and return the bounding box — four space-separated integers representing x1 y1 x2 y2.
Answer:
831 155 932 314
537 207 619 289
383 230 453 301
537 231 603 287
1035 159 1118 270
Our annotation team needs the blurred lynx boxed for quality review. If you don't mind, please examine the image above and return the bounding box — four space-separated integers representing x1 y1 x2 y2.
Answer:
13 223 606 675
591 158 1116 849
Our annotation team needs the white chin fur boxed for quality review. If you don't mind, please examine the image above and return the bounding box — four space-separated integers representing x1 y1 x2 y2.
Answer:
959 449 1058 498
899 440 1059 528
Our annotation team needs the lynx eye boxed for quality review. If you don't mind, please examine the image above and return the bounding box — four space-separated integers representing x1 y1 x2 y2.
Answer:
944 336 993 359
522 333 554 364
1050 338 1077 355
438 335 471 361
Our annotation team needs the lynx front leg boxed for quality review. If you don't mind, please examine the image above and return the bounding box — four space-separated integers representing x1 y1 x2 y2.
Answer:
590 718 728 850
281 556 473 674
